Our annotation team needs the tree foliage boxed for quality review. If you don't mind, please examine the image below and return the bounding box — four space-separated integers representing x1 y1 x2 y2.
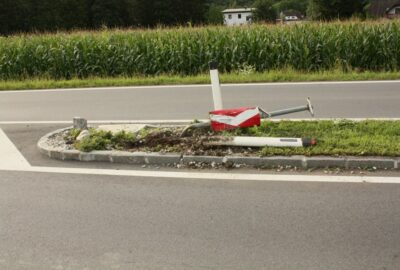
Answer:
273 0 308 14
0 0 373 35
307 0 366 20
0 0 207 34
253 0 277 22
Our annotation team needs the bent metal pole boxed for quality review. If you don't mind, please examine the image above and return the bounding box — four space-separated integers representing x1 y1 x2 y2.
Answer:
209 60 223 110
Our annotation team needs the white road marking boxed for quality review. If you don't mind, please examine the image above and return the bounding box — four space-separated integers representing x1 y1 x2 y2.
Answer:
1 127 399 183
0 166 398 184
0 129 30 170
1 80 400 94
0 120 204 125
1 118 400 125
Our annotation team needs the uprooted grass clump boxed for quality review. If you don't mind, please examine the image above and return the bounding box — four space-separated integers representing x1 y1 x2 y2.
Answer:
70 120 400 157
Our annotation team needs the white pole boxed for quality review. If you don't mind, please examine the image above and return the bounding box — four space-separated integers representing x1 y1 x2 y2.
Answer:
232 137 304 147
208 137 316 148
209 61 223 110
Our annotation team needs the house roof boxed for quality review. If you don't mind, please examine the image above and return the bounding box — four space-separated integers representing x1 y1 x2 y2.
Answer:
281 10 304 18
388 1 400 11
222 8 255 14
369 0 400 16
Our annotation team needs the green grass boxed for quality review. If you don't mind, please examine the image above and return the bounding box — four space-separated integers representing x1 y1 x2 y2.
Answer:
73 120 400 157
231 120 400 157
1 69 399 91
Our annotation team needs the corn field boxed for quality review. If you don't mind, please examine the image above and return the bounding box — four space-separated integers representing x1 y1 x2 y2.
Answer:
0 21 399 80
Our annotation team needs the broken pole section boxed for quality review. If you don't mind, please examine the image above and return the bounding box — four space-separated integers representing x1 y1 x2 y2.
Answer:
209 60 223 110
206 136 317 148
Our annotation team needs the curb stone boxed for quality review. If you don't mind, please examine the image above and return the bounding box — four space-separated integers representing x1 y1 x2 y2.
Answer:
306 157 347 169
346 157 395 170
182 156 224 165
38 127 399 170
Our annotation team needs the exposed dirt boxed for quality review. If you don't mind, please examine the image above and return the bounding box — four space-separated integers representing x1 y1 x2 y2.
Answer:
128 127 260 156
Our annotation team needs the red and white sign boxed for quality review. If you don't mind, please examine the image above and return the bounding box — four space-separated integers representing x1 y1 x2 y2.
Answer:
209 107 261 131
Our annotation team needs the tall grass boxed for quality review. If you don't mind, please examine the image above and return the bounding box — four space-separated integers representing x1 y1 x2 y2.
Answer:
1 21 399 80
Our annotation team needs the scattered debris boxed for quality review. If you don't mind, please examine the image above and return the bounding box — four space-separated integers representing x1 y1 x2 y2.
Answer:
76 129 90 142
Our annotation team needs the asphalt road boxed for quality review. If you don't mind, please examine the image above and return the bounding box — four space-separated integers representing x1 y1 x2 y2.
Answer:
1 81 400 121
1 171 400 270
1 82 400 270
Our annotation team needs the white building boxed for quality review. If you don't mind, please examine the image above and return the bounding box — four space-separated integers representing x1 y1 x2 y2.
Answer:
386 3 400 18
222 8 255 26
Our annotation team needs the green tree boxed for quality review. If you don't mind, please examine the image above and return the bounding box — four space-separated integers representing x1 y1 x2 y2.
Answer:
206 4 224 24
58 0 88 30
89 0 126 27
0 0 31 34
253 0 276 22
273 0 308 14
307 0 365 20
134 0 206 26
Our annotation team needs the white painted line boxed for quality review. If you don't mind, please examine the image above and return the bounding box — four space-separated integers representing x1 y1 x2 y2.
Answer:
0 166 396 184
1 80 400 94
0 120 208 125
0 128 30 170
2 118 400 125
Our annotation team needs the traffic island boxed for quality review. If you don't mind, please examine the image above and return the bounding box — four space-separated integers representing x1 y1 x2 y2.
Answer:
37 120 400 171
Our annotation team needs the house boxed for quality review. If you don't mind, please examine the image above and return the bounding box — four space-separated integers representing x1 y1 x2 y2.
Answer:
368 0 400 18
222 8 255 26
386 1 400 17
279 10 304 24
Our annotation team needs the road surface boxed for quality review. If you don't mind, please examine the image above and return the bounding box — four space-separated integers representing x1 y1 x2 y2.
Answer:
1 81 400 121
1 81 400 270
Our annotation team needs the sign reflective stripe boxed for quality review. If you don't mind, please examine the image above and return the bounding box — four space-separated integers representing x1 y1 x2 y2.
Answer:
210 108 260 126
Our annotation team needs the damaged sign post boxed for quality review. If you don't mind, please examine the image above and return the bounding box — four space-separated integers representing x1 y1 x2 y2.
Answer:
209 60 224 110
209 98 314 131
181 61 316 147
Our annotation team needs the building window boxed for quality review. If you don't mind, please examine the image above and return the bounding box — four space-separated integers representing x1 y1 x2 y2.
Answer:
396 7 400 14
238 14 242 19
228 14 232 19
246 16 251 21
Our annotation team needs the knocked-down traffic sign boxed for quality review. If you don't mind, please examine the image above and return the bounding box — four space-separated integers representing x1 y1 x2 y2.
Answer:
210 107 261 131
209 98 314 131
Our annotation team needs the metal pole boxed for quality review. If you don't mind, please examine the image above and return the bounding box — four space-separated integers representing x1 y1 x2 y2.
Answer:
261 98 315 118
209 60 223 110
267 105 310 118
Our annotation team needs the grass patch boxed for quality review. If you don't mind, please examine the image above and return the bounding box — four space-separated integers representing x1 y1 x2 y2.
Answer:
233 120 400 157
73 120 400 157
75 130 139 152
1 69 399 91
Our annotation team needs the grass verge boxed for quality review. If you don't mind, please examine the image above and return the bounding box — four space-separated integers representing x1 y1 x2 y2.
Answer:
232 120 400 157
72 120 400 157
1 69 400 91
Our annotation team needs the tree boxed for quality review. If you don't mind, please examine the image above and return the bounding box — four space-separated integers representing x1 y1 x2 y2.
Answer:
0 0 31 34
206 4 224 24
133 0 206 26
307 0 365 20
253 0 276 22
306 0 327 20
58 0 88 30
273 0 308 14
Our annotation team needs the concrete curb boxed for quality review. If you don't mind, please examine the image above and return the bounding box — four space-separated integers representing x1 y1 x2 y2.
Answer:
38 128 399 170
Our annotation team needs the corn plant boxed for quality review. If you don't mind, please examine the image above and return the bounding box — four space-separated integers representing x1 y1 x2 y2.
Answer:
0 21 399 80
